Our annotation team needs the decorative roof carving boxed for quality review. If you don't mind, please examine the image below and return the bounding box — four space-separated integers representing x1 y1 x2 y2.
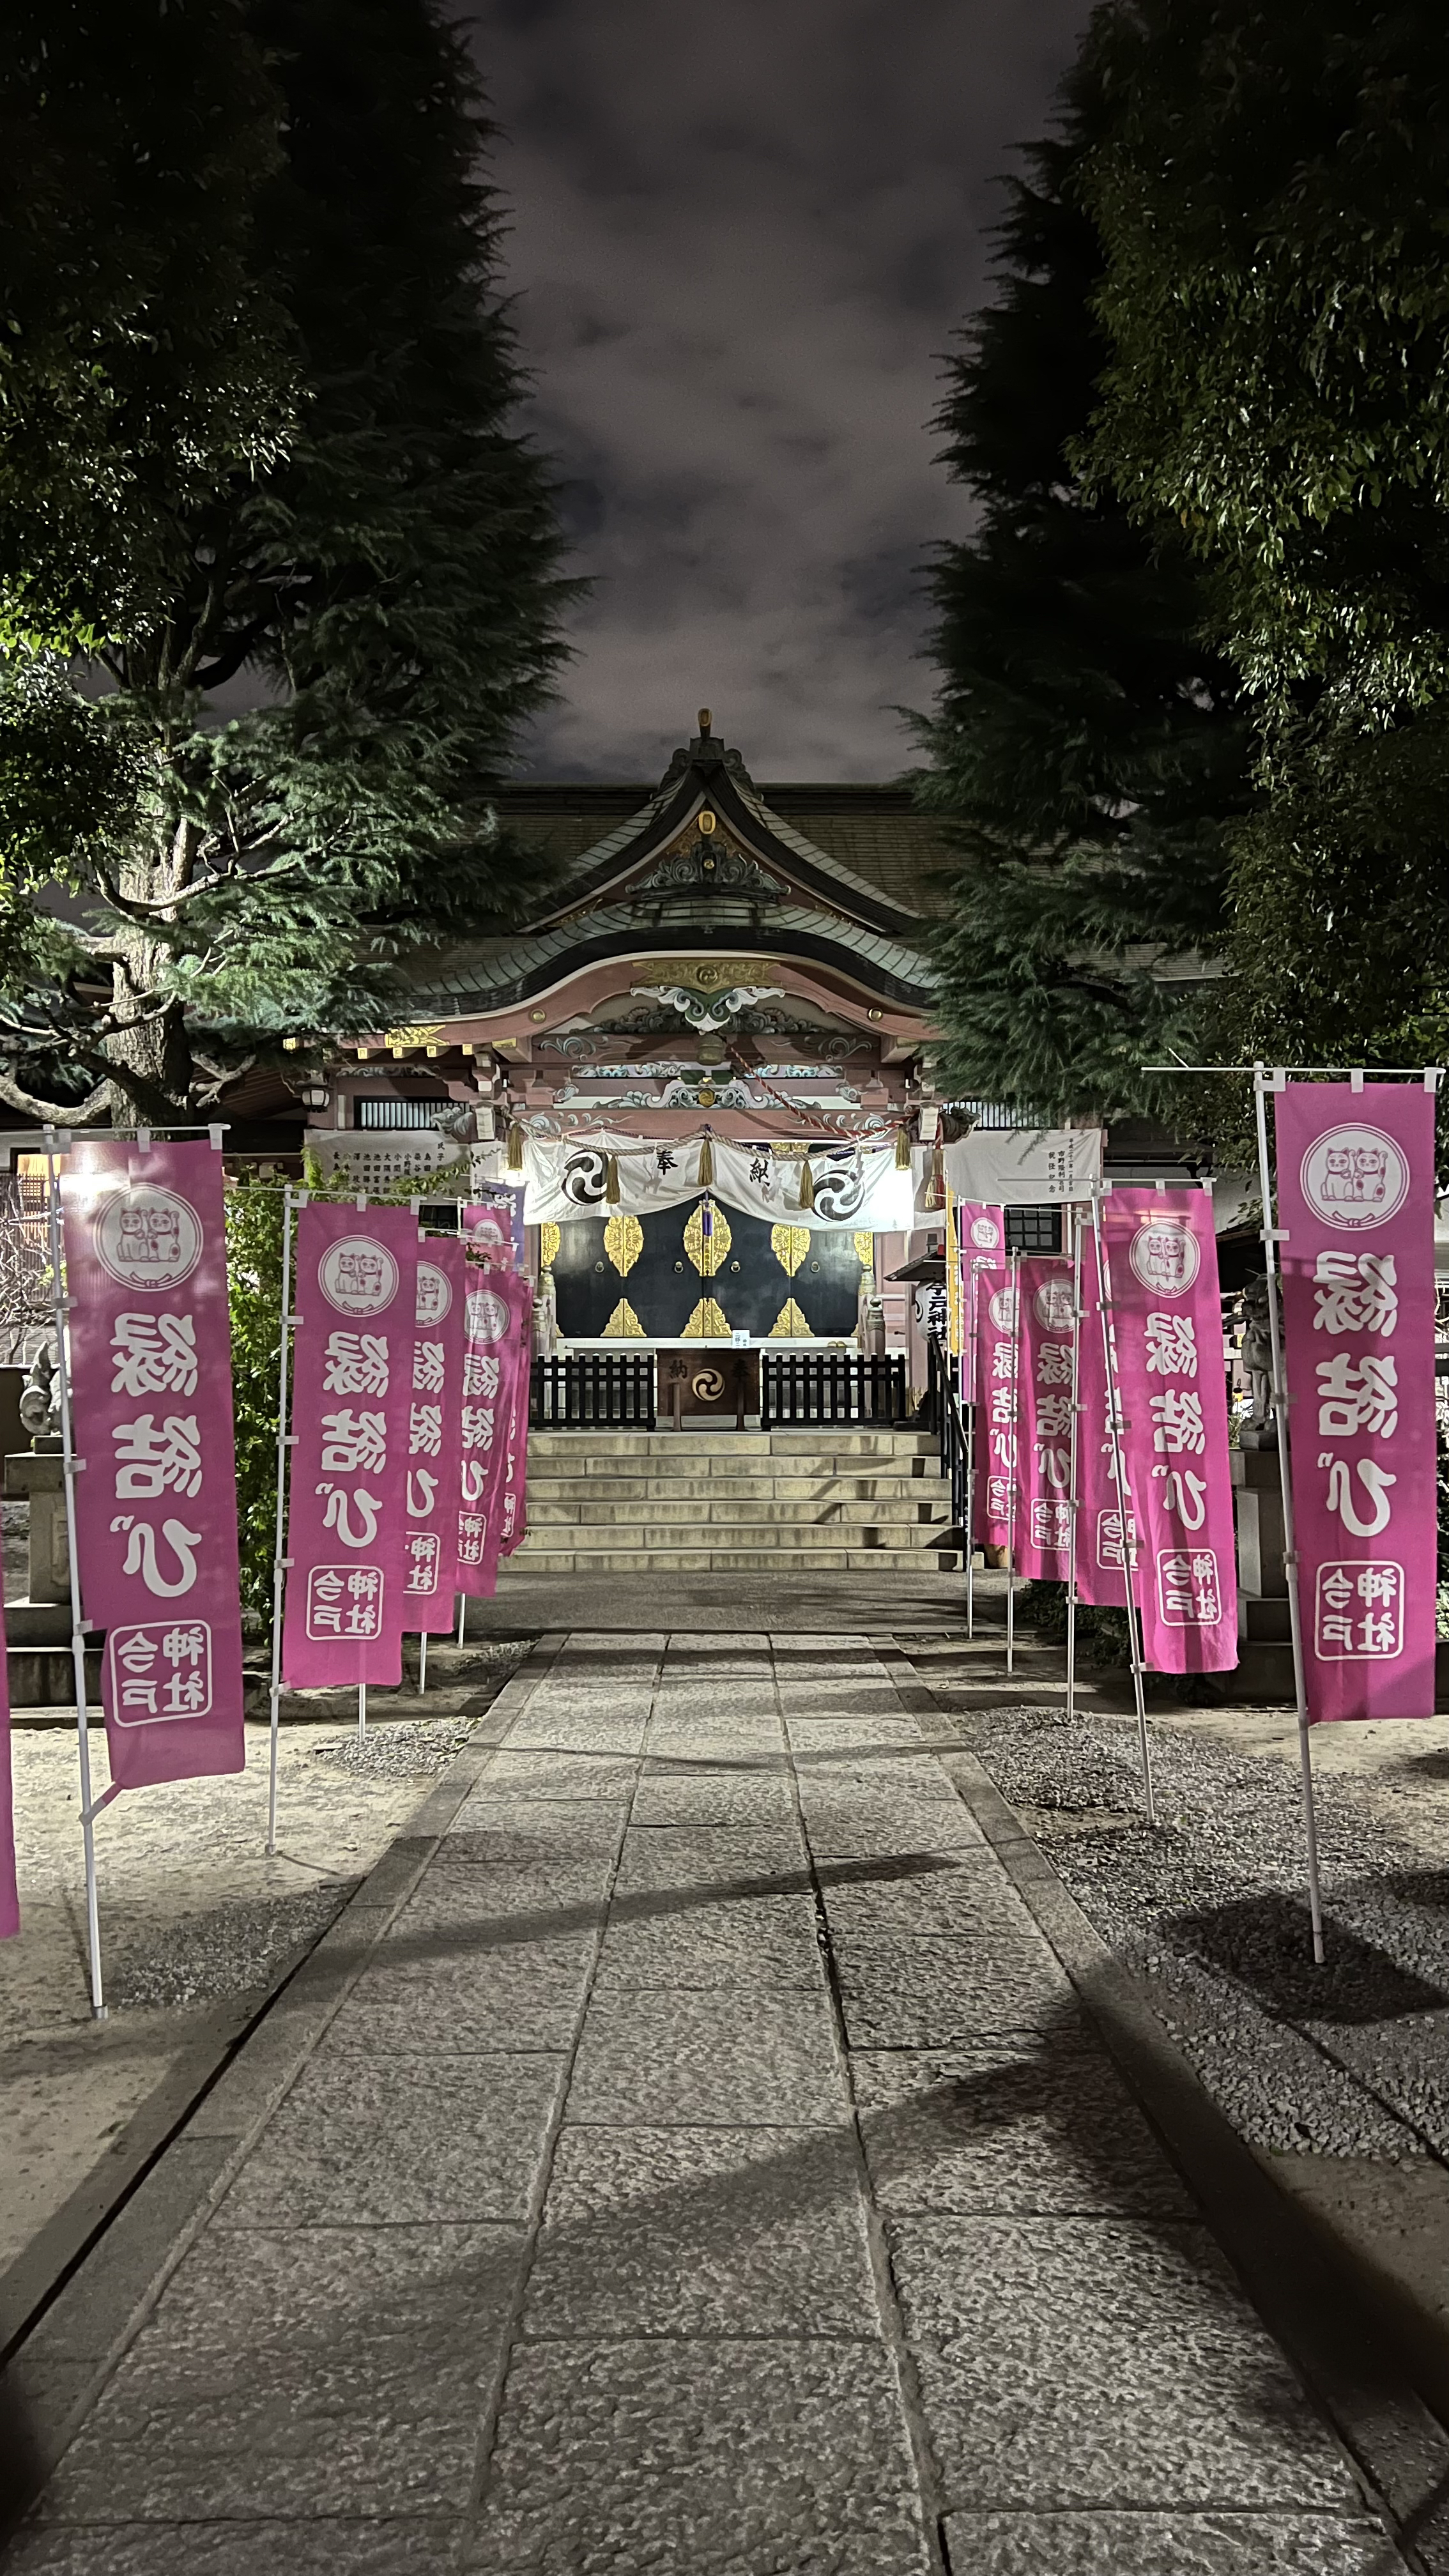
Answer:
625 836 785 901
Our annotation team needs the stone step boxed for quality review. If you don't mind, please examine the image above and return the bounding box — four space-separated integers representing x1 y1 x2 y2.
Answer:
526 1471 938 1503
509 1546 961 1574
528 1430 935 1459
514 1521 944 1560
525 1496 949 1528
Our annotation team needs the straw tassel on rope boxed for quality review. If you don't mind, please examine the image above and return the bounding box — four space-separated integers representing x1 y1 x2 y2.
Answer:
505 1121 526 1174
797 1151 815 1211
605 1153 621 1205
894 1124 912 1170
696 1135 715 1186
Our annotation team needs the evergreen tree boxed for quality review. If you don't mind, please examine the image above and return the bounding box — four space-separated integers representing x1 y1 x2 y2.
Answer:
913 71 1252 1124
0 0 574 1124
1077 0 1449 1070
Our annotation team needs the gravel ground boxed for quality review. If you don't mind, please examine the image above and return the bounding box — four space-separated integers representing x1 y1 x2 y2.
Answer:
937 1692 1449 2163
307 1710 494 1781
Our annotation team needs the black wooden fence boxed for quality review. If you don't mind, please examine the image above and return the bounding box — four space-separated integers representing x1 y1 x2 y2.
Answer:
760 1349 907 1430
532 1353 656 1429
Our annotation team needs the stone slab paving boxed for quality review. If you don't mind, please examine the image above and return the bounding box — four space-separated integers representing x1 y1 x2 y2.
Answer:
1 1634 1408 2574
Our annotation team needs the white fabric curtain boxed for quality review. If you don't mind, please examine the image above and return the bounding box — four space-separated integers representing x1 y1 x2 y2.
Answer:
483 1132 915 1233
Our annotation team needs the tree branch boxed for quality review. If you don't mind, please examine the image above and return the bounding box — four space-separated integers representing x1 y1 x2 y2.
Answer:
0 1073 111 1127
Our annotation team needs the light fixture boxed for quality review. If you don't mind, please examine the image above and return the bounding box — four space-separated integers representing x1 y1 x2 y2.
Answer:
299 1084 330 1111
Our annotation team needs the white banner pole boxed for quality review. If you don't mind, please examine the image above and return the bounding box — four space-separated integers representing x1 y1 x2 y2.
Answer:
1066 1206 1083 1722
43 1129 106 2019
358 1681 367 1742
418 1631 428 1695
964 1264 977 1641
1252 1063 1325 1964
265 1184 296 1857
1006 1248 1021 1675
457 1593 466 1646
1092 1192 1156 1823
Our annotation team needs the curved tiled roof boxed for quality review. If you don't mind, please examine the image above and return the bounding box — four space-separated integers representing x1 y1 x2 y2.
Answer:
490 782 956 917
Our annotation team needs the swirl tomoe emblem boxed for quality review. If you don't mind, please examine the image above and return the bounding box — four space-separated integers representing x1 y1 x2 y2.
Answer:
562 1151 610 1207
811 1157 866 1222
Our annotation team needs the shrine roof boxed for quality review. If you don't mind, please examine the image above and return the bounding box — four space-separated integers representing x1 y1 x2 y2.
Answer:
487 767 955 921
408 896 936 1018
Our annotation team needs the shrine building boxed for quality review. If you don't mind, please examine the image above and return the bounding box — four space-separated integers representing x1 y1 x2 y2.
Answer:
280 710 970 1388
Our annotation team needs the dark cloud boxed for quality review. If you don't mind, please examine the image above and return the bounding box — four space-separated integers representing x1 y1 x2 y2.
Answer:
465 0 1092 781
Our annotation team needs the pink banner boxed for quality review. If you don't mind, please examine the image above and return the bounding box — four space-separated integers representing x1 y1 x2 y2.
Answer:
404 1239 465 1635
1075 1220 1135 1609
970 1251 1015 1552
1014 1257 1076 1579
282 1201 418 1688
1 1586 16 1940
1275 1082 1436 1721
63 1140 245 1786
957 1202 1004 1408
457 1266 532 1597
463 1195 520 1268
499 1285 533 1559
1103 1188 1238 1673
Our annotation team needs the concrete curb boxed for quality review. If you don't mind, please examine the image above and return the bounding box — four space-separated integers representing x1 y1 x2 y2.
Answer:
0 1633 563 2538
882 1640 1449 2576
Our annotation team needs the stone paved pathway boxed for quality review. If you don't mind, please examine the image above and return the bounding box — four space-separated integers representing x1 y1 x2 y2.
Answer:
1 1635 1407 2573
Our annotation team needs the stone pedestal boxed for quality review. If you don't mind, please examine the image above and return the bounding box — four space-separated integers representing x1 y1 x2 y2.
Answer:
4 1451 70 1601
1232 1445 1295 1699
3 1450 102 1705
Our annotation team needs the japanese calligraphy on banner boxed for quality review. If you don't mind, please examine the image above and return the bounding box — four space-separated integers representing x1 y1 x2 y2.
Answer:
1015 1258 1076 1579
944 1128 1103 1206
970 1249 1016 1553
404 1239 465 1635
1103 1190 1238 1673
1075 1225 1134 1610
63 1140 245 1786
282 1201 418 1688
457 1265 532 1597
1275 1083 1436 1721
1 1589 16 1939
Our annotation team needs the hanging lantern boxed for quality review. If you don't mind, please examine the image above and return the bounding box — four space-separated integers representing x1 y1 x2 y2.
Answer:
506 1122 526 1173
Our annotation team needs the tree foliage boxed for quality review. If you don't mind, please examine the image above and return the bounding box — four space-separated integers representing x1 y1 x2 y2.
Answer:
1076 0 1449 1070
0 0 298 658
912 69 1252 1123
0 0 575 1125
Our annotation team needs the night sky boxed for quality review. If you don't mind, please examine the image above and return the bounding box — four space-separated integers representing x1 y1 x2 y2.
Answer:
466 0 1092 785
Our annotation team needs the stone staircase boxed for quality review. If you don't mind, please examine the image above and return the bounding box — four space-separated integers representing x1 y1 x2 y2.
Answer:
515 1428 953 1574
